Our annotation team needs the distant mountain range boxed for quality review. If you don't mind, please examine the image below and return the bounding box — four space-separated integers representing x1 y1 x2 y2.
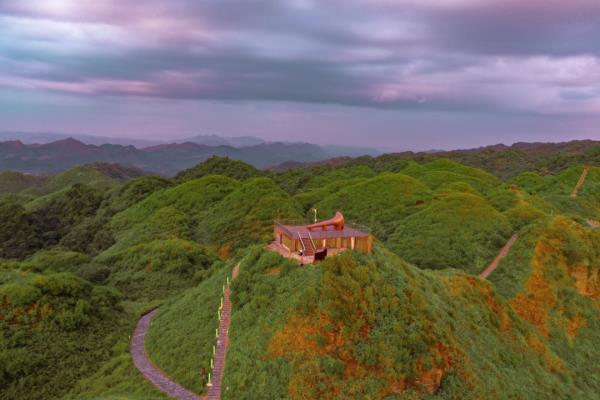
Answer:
0 131 381 154
0 137 381 176
0 131 163 148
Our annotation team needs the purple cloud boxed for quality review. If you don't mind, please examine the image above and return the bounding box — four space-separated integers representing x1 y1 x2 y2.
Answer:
0 0 599 148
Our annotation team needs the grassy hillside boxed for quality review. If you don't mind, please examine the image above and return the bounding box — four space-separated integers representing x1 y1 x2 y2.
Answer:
0 267 126 400
196 177 304 253
400 159 500 193
388 192 512 274
314 173 432 240
0 153 598 399
105 175 239 254
25 163 147 196
221 246 599 399
0 171 47 194
175 156 261 183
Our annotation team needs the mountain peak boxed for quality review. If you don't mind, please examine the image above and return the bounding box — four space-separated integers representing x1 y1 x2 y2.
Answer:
48 137 88 149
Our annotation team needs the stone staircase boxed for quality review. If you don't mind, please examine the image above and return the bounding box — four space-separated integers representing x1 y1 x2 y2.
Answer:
207 263 239 400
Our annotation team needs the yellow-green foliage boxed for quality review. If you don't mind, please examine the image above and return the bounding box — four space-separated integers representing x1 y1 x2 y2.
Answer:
106 175 240 253
221 246 598 399
434 181 481 196
197 177 303 249
101 239 218 300
111 175 240 231
301 165 376 190
401 159 501 193
315 173 432 240
504 204 546 231
540 165 600 220
509 171 550 193
23 249 91 272
294 178 366 213
389 192 512 274
490 217 599 395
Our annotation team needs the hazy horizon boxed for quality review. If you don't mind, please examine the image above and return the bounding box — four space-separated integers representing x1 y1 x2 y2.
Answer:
2 128 600 153
2 1 600 150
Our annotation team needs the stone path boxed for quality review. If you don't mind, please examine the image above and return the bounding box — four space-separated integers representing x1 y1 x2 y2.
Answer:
480 234 518 279
131 309 203 400
207 263 240 400
570 165 590 198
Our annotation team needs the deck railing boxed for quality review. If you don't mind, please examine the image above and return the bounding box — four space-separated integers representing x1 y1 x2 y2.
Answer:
274 219 372 235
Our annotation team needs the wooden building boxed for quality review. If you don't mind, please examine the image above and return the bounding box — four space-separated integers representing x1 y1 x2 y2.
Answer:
271 212 372 263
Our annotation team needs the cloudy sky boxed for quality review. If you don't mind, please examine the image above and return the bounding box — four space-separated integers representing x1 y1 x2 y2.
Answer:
1 0 600 150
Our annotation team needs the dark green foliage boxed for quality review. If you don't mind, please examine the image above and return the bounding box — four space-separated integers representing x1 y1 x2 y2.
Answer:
59 176 171 255
175 156 261 183
100 175 172 216
30 183 103 251
0 270 124 400
0 198 41 259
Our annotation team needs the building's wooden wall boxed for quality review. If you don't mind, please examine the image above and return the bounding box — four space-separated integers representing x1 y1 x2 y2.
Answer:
354 236 373 253
274 226 372 254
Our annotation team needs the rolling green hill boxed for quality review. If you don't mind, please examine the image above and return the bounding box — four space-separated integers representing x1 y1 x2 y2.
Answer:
0 171 47 194
0 152 598 400
221 246 599 399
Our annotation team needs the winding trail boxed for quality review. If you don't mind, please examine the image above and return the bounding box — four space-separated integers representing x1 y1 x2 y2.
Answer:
207 263 240 400
480 234 518 279
131 309 203 400
570 165 590 198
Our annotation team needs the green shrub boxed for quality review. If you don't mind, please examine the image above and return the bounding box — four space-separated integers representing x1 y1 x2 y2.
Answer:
315 173 432 240
389 192 512 274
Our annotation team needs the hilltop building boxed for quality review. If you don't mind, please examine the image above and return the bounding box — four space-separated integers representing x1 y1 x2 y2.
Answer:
269 211 372 264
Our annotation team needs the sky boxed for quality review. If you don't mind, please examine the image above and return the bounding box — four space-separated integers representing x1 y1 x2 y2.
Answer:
1 0 600 151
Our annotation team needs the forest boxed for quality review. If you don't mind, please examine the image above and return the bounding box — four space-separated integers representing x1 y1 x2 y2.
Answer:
0 150 599 400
